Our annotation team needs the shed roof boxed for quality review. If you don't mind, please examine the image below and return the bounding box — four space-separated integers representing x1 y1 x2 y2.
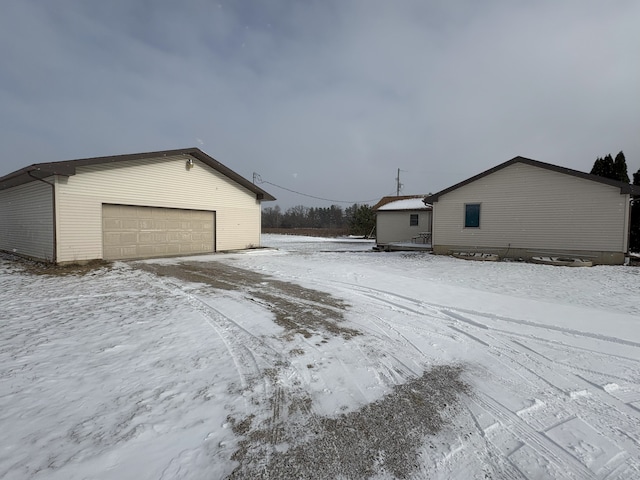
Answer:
372 195 431 211
424 156 640 203
0 147 276 201
376 197 432 211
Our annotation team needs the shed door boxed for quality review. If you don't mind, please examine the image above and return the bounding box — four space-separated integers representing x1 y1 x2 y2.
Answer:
102 204 215 260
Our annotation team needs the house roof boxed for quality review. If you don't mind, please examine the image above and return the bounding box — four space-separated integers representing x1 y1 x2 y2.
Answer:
424 156 640 203
372 195 431 211
0 147 276 201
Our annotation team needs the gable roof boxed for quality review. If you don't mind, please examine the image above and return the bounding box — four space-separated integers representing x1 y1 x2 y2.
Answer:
0 147 276 201
424 156 640 203
372 195 431 211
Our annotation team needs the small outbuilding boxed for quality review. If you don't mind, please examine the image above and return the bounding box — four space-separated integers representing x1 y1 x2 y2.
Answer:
0 148 275 264
373 195 432 248
424 156 640 265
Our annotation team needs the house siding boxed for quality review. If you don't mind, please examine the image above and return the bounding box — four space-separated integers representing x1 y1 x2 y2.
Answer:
376 210 432 244
432 163 629 263
0 180 55 261
55 154 261 263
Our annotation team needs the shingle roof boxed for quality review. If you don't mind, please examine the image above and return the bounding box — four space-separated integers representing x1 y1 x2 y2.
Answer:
424 156 640 203
0 147 276 201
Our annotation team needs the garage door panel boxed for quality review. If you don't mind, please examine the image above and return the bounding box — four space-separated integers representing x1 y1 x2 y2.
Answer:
102 204 215 260
138 232 154 243
103 219 122 230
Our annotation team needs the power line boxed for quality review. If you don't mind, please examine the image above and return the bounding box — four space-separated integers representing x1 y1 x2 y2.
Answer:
253 174 383 205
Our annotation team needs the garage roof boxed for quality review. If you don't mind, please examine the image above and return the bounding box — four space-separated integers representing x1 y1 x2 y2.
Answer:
0 147 276 201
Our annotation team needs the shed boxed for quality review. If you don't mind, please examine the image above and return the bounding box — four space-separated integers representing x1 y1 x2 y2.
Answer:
424 156 640 265
373 195 432 247
0 148 275 264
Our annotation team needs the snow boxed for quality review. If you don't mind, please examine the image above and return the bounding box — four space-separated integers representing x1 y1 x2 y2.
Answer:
1 234 640 479
376 198 430 210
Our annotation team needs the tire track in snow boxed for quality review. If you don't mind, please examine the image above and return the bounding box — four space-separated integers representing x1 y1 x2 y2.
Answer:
141 273 281 408
461 405 526 480
332 280 640 348
439 311 640 478
327 283 463 350
447 313 640 423
140 267 336 470
323 280 593 475
477 394 598 480
331 281 640 411
318 280 640 477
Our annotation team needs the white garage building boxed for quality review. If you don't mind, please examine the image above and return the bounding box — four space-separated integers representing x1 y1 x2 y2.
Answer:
0 148 275 264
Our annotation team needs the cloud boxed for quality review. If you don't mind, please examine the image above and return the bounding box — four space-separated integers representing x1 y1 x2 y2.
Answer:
1 0 639 207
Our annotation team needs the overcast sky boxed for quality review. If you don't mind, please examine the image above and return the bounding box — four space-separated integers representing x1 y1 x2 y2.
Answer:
1 1 639 208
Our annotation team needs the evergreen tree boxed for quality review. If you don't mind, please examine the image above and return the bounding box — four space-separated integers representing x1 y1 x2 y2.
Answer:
590 157 604 176
349 205 375 237
613 151 630 183
590 154 624 182
601 154 616 180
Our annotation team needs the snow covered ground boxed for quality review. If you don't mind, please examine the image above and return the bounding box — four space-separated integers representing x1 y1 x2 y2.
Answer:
2 234 640 479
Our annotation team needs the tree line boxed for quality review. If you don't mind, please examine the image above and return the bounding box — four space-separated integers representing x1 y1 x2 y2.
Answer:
262 203 376 236
589 151 640 252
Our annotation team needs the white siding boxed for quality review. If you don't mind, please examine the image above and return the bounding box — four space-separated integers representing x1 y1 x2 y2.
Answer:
56 155 261 263
376 210 432 244
0 180 54 261
432 163 629 253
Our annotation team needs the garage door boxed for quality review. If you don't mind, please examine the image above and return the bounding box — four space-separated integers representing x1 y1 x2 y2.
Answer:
102 204 215 260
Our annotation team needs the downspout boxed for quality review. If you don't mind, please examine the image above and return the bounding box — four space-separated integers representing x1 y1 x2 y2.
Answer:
27 171 57 263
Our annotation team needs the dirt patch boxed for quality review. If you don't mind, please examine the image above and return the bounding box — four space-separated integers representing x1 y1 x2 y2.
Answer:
227 365 470 479
139 261 359 340
0 253 112 276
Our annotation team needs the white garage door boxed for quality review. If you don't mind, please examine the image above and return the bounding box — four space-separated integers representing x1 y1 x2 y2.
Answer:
102 204 215 260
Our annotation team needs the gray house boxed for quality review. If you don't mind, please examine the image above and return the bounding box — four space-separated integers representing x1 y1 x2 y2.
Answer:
424 156 640 265
373 195 432 248
0 148 275 264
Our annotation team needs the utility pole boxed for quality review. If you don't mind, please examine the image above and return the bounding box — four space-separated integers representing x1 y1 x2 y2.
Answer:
396 168 403 196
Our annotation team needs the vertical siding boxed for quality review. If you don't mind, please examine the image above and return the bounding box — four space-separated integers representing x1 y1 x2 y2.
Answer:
432 163 629 252
376 210 431 244
56 155 261 262
0 180 54 261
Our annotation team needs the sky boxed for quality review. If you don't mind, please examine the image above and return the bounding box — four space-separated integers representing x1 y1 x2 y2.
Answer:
1 0 639 209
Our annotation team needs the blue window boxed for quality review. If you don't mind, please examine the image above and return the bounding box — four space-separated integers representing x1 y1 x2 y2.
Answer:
464 203 480 228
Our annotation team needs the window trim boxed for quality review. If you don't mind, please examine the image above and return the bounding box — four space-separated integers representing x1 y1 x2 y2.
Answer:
409 213 419 226
464 203 481 228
